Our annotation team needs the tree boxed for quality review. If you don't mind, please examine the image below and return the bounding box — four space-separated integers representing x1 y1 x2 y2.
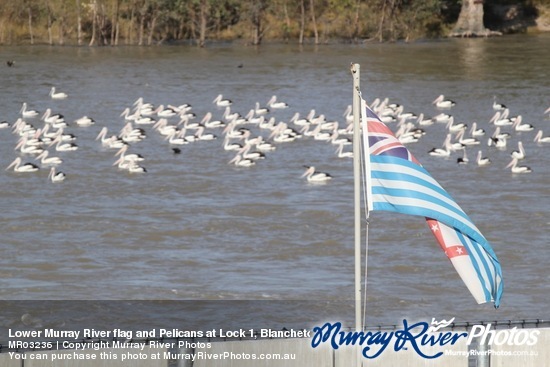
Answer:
450 0 501 37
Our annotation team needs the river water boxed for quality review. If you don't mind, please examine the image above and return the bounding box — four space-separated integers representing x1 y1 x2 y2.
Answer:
0 35 548 335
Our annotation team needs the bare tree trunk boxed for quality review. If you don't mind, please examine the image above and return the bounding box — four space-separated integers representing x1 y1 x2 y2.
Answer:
283 1 291 42
251 2 262 45
199 0 207 47
46 0 53 45
451 0 500 37
138 10 145 45
352 0 360 41
27 7 34 44
58 1 66 45
59 16 65 45
89 0 97 46
128 2 135 44
76 0 82 45
299 0 305 44
309 0 318 44
111 0 120 45
99 3 108 45
148 15 157 45
377 0 387 42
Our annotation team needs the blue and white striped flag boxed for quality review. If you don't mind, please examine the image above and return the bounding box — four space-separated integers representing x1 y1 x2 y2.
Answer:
361 99 503 307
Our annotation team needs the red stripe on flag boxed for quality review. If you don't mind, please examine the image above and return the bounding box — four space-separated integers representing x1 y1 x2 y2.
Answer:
445 245 469 259
427 219 469 259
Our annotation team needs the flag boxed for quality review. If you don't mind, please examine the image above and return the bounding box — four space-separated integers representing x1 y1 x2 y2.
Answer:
361 98 503 307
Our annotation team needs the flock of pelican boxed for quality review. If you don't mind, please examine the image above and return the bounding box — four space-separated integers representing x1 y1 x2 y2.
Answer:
2 88 549 184
388 94 549 174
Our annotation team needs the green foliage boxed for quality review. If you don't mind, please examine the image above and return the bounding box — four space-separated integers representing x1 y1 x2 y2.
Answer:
0 0 545 44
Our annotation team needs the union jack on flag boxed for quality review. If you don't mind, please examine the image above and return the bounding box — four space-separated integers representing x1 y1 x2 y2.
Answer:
361 98 503 307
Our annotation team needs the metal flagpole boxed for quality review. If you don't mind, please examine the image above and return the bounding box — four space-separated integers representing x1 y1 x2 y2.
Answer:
350 63 362 367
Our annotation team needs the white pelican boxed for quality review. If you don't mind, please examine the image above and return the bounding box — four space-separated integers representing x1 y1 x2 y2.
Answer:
200 112 224 128
164 130 188 145
168 103 192 114
469 122 485 137
120 107 139 121
290 112 310 126
155 105 178 118
329 130 352 145
428 146 451 157
52 128 76 142
416 113 434 126
491 126 511 140
395 105 418 121
259 116 276 130
455 129 480 146
213 94 232 107
490 110 513 126
177 115 198 129
254 102 270 115
12 118 36 137
534 130 550 143
229 153 255 167
239 145 265 160
74 116 95 127
343 105 354 124
5 157 40 172
492 96 507 111
133 97 154 110
20 103 39 118
119 122 146 142
96 127 126 148
476 151 491 166
195 126 217 141
511 141 526 160
395 123 421 144
113 156 133 170
267 95 289 109
456 149 468 164
244 109 264 124
223 122 249 139
153 118 177 136
115 145 144 161
505 158 532 174
50 87 68 99
42 109 65 124
254 136 276 151
128 163 147 173
433 113 452 123
312 124 332 141
36 150 63 166
223 137 243 151
301 166 332 182
173 128 198 143
135 115 156 125
512 116 534 132
15 138 44 155
488 137 507 149
48 167 66 182
49 136 78 151
446 117 467 132
335 143 353 158
269 122 299 143
428 135 452 157
432 94 455 109
0 120 10 129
